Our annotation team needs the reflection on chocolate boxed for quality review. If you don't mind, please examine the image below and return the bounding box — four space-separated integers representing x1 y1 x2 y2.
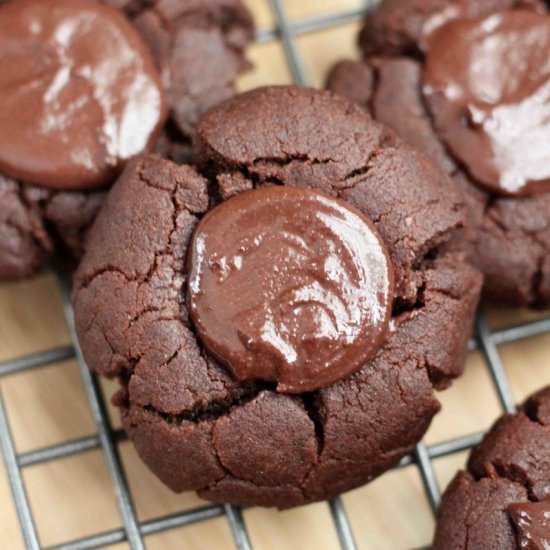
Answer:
421 4 462 46
508 499 550 550
423 10 550 196
187 186 394 393
0 0 166 190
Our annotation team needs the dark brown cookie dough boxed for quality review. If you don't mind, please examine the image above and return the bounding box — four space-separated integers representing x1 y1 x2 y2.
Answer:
101 0 255 162
73 86 482 508
0 175 104 278
433 387 550 549
327 1 550 307
0 0 254 281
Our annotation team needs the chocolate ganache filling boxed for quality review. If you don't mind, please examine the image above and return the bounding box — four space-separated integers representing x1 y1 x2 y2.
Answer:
187 186 394 393
0 0 166 190
508 499 550 550
423 9 550 196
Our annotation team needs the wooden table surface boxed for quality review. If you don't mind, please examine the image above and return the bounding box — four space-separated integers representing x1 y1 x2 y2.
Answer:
2 1 550 549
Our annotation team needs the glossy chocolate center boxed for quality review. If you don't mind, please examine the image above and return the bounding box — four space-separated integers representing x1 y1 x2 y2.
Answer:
423 10 550 196
187 186 394 393
0 0 166 190
508 499 550 550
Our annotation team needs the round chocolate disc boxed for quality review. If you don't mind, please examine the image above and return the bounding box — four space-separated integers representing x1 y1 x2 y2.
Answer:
0 0 166 190
508 499 550 549
187 186 394 393
423 10 550 196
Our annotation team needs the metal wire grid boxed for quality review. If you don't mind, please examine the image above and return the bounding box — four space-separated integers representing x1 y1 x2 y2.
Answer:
1 1 550 548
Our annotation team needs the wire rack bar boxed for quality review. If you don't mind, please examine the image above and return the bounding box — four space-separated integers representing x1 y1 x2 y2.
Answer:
423 432 484 460
140 505 226 536
46 506 226 550
0 395 40 550
17 429 120 468
491 316 550 345
1 2 550 550
414 443 440 512
18 435 101 468
224 504 253 550
56 274 145 550
329 497 358 550
47 529 124 550
268 0 307 85
256 6 370 43
17 430 126 468
0 346 75 378
475 312 517 414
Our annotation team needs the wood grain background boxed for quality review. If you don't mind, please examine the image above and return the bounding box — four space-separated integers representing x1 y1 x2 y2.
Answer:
2 1 550 548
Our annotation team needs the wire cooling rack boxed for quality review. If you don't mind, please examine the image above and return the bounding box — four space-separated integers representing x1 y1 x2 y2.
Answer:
2 1 550 549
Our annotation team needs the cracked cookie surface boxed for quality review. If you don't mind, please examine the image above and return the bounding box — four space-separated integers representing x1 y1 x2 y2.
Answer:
433 387 550 549
326 0 550 307
73 86 482 507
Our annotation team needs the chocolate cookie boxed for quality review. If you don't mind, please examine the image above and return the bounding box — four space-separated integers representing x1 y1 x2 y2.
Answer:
358 0 547 58
0 0 254 280
73 86 482 508
433 386 550 549
327 1 550 307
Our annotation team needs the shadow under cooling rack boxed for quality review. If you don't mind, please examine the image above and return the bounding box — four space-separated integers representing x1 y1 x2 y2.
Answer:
2 1 550 549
